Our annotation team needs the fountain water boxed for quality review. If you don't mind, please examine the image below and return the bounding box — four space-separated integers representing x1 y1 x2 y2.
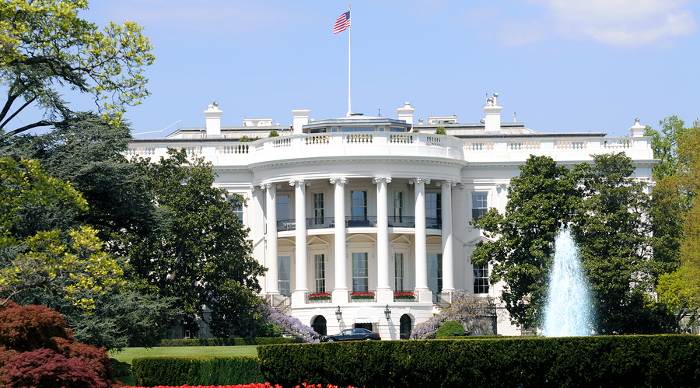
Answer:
542 228 594 336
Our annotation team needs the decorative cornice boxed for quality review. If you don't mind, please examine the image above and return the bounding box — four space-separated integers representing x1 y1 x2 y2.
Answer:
289 179 305 187
372 176 392 184
259 183 274 190
329 177 348 185
409 178 431 185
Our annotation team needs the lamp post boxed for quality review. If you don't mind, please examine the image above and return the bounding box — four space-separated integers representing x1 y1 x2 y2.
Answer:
335 306 343 322
384 304 391 320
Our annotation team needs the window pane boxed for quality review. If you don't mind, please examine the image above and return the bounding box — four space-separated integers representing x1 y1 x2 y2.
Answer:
351 191 367 220
278 256 291 296
393 192 404 221
394 253 404 291
314 254 325 292
313 193 324 224
473 263 489 294
428 254 442 294
471 191 488 221
277 195 290 220
352 252 368 292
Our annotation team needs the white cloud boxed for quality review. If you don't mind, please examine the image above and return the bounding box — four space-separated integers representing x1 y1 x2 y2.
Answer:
539 0 697 46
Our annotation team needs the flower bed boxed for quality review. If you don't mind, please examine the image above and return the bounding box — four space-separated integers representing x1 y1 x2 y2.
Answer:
123 384 349 388
393 291 416 300
307 292 332 302
350 291 375 301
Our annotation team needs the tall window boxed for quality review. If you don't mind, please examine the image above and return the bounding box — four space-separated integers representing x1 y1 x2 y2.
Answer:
277 195 290 220
426 192 441 228
394 253 404 291
352 252 369 292
313 193 324 225
231 199 244 221
278 255 291 296
393 191 404 222
314 254 325 292
428 253 442 294
472 191 488 220
351 191 367 221
473 263 489 294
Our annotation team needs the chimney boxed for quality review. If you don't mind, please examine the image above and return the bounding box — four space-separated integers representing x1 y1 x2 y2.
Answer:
483 93 502 132
396 102 415 125
204 102 223 137
292 109 310 134
629 118 646 138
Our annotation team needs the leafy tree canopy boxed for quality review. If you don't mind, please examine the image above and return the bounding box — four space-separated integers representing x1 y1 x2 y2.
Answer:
128 150 266 337
472 155 577 329
0 0 154 136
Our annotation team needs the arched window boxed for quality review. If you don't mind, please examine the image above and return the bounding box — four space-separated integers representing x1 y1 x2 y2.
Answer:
400 314 412 339
311 315 327 336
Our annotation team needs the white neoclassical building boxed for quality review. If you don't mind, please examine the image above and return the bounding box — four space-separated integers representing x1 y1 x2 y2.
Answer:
128 95 654 339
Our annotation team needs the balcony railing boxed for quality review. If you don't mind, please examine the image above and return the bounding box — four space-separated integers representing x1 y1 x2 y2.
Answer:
278 216 442 231
388 216 415 227
306 217 335 229
426 217 442 229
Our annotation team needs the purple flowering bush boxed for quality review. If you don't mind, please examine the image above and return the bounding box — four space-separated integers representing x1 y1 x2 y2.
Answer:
411 292 497 339
259 304 320 343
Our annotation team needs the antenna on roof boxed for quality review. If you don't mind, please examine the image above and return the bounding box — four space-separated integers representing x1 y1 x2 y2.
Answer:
378 107 381 117
133 120 182 136
513 112 517 122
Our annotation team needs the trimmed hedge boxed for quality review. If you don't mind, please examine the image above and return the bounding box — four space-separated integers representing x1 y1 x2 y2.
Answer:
131 356 263 386
159 337 299 347
258 335 700 387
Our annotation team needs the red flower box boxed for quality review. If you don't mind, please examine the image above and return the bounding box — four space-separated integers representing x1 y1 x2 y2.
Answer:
393 291 416 300
350 291 375 300
308 292 331 301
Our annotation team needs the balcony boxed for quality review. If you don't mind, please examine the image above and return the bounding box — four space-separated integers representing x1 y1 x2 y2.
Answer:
277 216 442 231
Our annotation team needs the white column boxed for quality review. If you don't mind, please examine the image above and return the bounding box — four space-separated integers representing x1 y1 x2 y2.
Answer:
374 176 392 303
291 179 308 305
264 183 279 295
413 178 431 302
441 181 455 294
330 177 348 304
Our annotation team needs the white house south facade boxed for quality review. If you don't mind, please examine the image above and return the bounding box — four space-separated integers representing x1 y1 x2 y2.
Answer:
127 95 654 339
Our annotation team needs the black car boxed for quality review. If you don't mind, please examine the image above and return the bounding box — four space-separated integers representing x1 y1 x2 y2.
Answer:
321 328 381 342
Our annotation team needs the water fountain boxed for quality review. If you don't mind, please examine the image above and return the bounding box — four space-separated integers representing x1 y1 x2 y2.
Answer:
541 228 594 336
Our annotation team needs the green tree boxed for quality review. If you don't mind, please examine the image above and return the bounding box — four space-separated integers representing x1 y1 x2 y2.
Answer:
658 125 700 330
0 157 87 249
0 0 154 136
572 153 672 333
128 150 266 337
645 116 687 180
0 226 124 311
472 155 577 329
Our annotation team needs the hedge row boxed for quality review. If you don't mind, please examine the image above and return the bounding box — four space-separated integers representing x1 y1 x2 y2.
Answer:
159 337 299 347
258 335 700 387
131 356 263 386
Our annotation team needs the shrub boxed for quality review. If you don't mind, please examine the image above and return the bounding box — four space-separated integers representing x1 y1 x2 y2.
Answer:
258 335 700 387
159 337 299 347
0 303 71 351
0 348 109 388
0 303 112 386
131 356 263 386
436 320 465 338
268 130 279 137
436 127 446 135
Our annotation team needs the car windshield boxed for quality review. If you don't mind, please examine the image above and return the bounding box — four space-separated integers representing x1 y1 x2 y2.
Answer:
341 329 353 335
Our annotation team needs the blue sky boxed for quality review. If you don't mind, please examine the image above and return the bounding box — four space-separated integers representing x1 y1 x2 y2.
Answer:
85 1 699 137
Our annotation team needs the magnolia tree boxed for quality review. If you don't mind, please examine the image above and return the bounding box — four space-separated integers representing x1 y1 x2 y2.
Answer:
260 304 319 343
411 292 496 339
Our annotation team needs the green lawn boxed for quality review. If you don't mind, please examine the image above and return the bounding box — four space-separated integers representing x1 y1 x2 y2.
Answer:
110 345 259 365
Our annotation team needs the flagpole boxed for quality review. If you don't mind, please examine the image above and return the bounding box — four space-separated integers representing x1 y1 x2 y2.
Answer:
347 3 352 117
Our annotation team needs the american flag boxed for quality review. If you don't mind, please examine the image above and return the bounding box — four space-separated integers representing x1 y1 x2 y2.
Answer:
333 11 351 34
